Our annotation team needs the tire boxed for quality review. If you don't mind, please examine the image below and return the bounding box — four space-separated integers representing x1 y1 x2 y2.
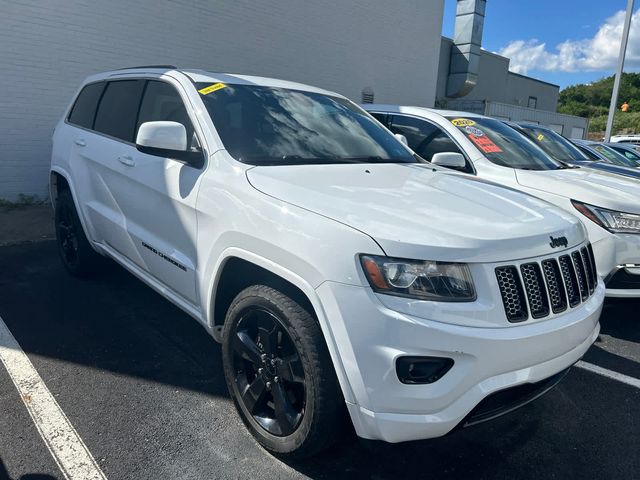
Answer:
222 285 344 458
55 189 101 277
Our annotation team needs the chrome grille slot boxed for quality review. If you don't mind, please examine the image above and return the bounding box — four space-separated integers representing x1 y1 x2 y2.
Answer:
495 266 528 323
559 255 580 307
542 259 567 314
583 246 597 293
520 263 550 319
572 251 589 301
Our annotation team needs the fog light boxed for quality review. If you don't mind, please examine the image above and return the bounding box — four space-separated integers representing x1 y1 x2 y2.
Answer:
396 356 454 384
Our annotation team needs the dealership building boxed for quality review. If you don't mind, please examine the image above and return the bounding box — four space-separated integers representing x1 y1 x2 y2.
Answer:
0 0 587 201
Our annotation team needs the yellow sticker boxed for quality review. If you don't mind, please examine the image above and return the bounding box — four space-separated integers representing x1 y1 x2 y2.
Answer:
537 133 545 141
198 83 227 95
451 118 476 127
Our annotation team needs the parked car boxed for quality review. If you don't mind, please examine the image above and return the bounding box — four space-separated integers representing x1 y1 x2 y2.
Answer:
572 139 640 169
50 67 604 457
605 142 640 164
363 105 640 297
610 134 640 146
508 123 640 180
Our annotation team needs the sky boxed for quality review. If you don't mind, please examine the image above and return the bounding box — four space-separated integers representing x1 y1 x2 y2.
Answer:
442 0 640 90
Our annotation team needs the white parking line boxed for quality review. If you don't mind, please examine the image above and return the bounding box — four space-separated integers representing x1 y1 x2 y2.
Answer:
576 360 640 389
0 315 107 480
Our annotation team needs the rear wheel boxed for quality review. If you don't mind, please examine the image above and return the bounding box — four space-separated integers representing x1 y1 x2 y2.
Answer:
55 190 101 277
222 285 343 458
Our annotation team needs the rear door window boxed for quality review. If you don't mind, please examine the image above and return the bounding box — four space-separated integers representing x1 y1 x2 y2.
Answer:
68 82 105 129
94 80 145 142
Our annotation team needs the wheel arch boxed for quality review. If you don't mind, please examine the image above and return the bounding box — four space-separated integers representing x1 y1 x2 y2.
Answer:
207 248 356 404
49 167 98 248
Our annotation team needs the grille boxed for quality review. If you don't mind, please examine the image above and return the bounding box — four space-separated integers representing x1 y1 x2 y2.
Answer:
496 243 596 323
572 251 588 301
541 259 567 314
582 246 597 294
520 263 550 318
495 266 528 322
559 255 580 307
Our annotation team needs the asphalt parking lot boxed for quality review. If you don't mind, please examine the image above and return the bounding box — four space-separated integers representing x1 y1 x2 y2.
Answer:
0 239 639 480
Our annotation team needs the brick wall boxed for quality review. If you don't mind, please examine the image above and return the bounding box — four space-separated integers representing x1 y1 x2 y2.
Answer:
0 0 444 200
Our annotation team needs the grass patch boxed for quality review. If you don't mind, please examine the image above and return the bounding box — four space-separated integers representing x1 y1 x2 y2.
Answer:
0 194 45 211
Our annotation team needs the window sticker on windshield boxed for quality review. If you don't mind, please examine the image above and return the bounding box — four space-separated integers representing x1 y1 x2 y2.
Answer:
451 118 476 127
537 133 545 141
465 126 484 137
198 83 227 95
468 133 502 153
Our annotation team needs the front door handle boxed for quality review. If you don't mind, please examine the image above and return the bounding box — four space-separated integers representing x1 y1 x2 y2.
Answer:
74 139 86 147
118 155 135 167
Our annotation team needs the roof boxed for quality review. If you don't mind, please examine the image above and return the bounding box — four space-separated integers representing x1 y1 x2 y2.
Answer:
362 104 483 119
84 67 342 98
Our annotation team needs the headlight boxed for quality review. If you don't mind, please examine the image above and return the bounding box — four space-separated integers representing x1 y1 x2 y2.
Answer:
359 254 476 301
572 200 640 234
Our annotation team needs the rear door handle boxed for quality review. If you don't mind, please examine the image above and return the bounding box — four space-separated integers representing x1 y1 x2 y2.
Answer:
74 139 86 147
118 155 135 166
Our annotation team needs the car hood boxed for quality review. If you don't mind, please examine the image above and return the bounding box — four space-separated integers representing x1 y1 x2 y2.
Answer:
247 163 584 262
577 162 640 180
515 167 640 214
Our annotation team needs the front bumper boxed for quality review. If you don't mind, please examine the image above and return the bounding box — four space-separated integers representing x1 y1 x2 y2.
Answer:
316 280 603 443
591 233 640 297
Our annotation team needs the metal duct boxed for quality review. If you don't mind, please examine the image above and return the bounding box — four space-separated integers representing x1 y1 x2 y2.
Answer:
447 0 486 98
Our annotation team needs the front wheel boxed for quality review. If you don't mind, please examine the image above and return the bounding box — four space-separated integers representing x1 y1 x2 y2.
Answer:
222 285 344 458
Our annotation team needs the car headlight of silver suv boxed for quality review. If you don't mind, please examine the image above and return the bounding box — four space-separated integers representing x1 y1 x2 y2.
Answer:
572 200 640 234
359 254 476 301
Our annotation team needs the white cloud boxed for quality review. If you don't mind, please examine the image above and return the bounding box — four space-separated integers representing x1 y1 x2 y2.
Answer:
498 8 640 74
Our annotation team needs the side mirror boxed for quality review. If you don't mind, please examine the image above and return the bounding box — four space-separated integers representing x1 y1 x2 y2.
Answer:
431 152 466 169
394 133 408 146
136 121 203 167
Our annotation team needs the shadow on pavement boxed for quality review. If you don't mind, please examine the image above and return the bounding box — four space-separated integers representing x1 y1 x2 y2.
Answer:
0 459 58 480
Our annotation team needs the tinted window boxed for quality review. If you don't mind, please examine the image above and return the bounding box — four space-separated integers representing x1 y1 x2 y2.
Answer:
593 145 639 168
370 112 388 126
390 115 463 161
196 83 414 165
518 125 589 162
68 82 105 129
94 80 145 142
576 145 600 160
447 116 562 171
137 81 198 149
609 145 640 163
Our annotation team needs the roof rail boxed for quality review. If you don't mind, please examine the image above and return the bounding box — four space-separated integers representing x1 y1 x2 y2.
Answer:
117 65 177 70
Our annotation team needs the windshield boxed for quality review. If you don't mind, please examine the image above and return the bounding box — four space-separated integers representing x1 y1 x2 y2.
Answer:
610 145 640 163
592 144 640 168
196 83 415 165
518 125 589 163
446 116 563 170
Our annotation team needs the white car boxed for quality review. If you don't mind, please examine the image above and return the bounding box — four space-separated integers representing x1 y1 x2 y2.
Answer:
610 134 640 146
50 67 603 457
364 105 640 298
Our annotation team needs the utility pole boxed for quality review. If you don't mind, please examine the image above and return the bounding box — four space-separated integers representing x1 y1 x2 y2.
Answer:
605 0 635 141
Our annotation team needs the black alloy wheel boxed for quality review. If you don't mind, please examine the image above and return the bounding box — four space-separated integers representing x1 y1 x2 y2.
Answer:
231 306 306 436
222 285 344 457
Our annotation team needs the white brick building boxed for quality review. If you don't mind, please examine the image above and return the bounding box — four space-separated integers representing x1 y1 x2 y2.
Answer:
0 0 445 200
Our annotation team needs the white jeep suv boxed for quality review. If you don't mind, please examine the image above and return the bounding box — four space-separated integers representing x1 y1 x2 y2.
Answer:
364 105 640 298
51 67 603 457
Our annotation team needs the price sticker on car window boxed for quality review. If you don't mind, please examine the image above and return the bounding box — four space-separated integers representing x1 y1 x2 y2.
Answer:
537 133 545 141
198 83 227 95
468 133 502 153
